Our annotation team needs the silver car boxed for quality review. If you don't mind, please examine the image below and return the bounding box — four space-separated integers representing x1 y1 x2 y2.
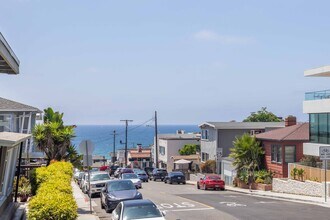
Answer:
121 173 142 189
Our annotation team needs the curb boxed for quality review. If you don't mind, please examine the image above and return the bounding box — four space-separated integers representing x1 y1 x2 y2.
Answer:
225 187 328 206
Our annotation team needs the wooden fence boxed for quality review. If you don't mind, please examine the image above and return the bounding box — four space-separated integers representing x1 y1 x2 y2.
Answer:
288 163 330 182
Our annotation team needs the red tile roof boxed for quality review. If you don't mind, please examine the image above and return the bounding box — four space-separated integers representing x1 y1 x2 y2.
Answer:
255 123 309 141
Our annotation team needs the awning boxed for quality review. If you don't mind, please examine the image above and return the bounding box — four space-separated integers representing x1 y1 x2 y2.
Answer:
0 33 20 74
174 159 192 164
0 132 31 147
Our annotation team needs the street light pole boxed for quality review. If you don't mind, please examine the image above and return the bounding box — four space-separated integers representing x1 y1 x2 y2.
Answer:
112 130 117 163
120 119 133 167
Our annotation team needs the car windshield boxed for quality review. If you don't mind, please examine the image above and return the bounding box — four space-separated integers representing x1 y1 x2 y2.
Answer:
90 174 110 181
108 181 136 191
137 172 146 175
123 204 162 220
122 174 138 179
156 170 166 173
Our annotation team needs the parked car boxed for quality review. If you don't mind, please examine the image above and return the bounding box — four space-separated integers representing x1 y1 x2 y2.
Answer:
100 165 109 171
150 168 167 181
80 173 89 193
100 180 143 213
164 171 186 184
120 168 134 176
111 199 165 220
136 171 149 182
86 171 111 197
110 165 120 176
144 167 154 177
133 168 142 173
77 172 85 186
197 174 225 190
74 171 83 181
114 168 123 178
121 173 142 188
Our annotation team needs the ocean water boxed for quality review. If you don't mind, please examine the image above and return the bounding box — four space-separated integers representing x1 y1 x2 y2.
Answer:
72 125 199 159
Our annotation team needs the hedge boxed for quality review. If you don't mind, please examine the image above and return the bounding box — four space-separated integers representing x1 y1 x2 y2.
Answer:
28 162 77 220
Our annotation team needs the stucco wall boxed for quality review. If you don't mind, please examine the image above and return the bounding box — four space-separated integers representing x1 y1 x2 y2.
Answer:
201 128 217 161
218 129 251 157
273 178 330 197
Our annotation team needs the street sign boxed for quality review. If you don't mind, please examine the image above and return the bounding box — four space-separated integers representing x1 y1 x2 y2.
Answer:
83 155 93 166
79 140 95 155
319 146 330 160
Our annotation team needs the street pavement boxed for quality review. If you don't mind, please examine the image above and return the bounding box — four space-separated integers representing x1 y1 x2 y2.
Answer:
78 180 330 220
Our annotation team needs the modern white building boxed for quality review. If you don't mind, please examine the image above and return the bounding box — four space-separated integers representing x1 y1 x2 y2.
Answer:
303 66 330 156
156 133 200 171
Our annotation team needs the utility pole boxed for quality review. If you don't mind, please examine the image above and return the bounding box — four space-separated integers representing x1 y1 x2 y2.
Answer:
155 111 159 168
112 130 117 164
120 119 133 167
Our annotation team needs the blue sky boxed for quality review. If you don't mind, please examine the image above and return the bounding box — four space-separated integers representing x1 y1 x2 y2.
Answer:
1 0 330 125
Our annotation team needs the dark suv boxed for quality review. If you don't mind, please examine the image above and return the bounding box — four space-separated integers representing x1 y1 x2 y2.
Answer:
164 171 186 184
109 165 119 176
150 168 167 181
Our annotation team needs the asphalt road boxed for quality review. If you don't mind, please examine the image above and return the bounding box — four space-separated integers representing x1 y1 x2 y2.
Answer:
82 180 330 220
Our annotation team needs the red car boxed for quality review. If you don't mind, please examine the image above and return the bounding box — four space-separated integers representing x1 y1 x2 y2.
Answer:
197 175 225 190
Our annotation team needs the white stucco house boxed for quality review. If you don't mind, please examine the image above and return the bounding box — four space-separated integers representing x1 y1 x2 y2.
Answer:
155 132 200 172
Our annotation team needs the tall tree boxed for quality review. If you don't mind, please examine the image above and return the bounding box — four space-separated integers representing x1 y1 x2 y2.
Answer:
243 107 282 122
229 134 264 190
33 108 75 164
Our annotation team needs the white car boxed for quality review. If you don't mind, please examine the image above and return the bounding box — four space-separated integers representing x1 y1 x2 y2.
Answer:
112 199 165 220
87 171 111 197
80 173 89 193
121 173 142 188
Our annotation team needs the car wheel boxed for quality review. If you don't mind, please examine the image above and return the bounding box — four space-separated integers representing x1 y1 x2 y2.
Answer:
169 180 172 184
101 199 104 209
164 179 167 184
221 187 225 191
183 182 186 185
197 183 200 189
146 180 149 182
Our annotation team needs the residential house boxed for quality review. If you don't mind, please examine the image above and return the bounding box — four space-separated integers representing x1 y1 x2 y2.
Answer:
199 122 285 173
256 117 309 178
0 32 26 219
303 66 330 157
0 97 43 164
155 132 200 171
128 144 152 169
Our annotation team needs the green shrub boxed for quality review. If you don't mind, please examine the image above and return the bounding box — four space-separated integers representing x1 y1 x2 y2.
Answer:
255 177 264 184
238 169 248 184
291 167 298 180
28 191 77 220
28 161 77 220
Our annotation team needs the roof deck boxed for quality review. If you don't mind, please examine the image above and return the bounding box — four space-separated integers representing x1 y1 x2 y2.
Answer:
0 32 20 74
304 66 330 77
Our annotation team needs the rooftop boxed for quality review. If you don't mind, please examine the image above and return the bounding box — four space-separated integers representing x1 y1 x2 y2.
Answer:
256 123 309 141
304 66 330 77
0 32 19 74
0 97 42 113
199 122 285 130
158 133 200 140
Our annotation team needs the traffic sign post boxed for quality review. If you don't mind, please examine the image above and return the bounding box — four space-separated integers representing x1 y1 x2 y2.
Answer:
319 146 330 203
79 140 95 214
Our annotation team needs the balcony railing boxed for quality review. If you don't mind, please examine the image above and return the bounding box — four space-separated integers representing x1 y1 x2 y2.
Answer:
305 89 330 101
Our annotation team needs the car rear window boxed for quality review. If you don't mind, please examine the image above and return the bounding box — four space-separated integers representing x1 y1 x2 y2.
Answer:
123 204 162 219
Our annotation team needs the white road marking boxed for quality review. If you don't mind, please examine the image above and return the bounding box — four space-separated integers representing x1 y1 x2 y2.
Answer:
163 207 214 212
219 202 247 207
255 201 277 204
224 195 240 198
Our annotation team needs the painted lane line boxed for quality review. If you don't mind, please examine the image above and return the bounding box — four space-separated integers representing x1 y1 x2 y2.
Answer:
163 207 215 212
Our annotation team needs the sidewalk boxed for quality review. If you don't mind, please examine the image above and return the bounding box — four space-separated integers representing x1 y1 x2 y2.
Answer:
186 180 330 207
72 181 100 220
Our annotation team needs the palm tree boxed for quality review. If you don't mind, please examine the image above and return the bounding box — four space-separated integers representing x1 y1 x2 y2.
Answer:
33 108 75 164
65 145 83 169
229 133 264 190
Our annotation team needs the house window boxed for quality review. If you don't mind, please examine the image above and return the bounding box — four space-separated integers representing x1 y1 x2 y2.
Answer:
271 145 282 163
285 146 296 163
202 129 209 140
159 146 165 155
201 152 209 161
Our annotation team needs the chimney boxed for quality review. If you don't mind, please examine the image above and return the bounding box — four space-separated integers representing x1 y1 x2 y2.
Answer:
285 116 296 127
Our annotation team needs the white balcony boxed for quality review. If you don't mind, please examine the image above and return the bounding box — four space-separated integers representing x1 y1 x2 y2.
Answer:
303 99 330 114
304 66 330 77
303 142 330 156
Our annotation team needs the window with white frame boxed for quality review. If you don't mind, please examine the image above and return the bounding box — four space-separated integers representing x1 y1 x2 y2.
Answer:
202 129 209 140
201 152 209 161
271 145 282 163
159 146 165 155
285 146 296 163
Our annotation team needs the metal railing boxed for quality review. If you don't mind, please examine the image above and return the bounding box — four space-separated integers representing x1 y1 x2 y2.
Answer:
305 89 330 101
